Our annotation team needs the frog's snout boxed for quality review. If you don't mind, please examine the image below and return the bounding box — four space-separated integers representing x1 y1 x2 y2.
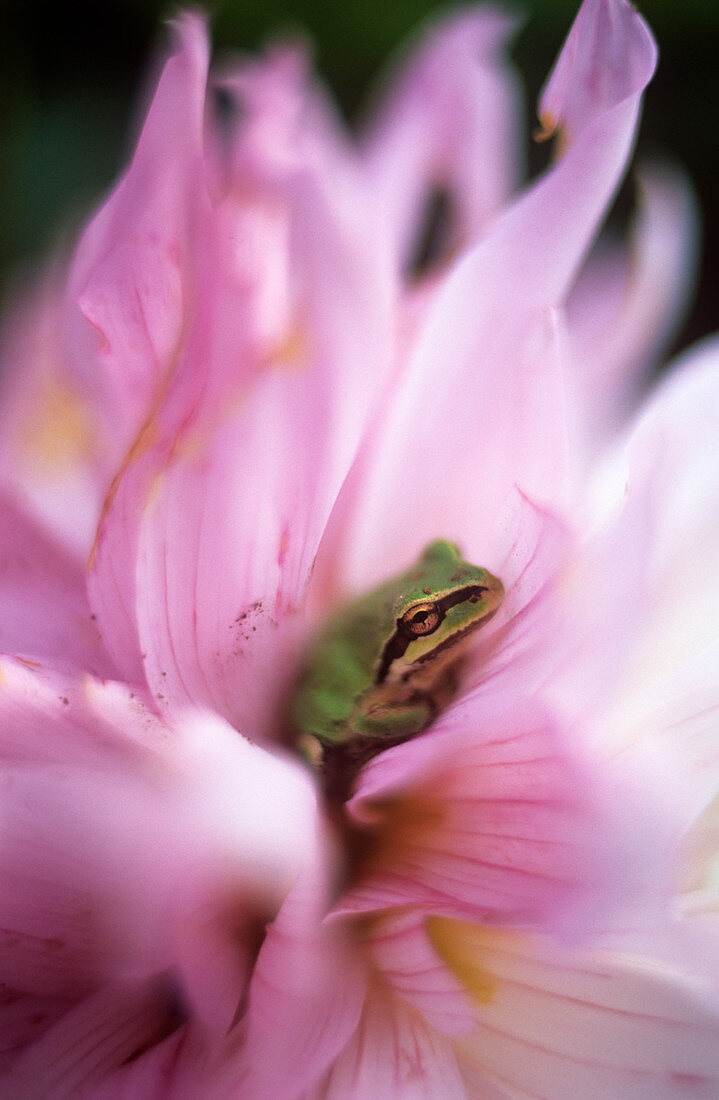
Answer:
485 573 505 610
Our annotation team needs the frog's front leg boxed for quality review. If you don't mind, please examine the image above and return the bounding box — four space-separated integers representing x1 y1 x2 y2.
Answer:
350 683 434 740
322 692 434 804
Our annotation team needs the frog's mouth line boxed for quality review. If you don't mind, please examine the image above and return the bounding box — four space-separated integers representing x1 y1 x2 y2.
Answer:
375 584 489 684
407 602 501 667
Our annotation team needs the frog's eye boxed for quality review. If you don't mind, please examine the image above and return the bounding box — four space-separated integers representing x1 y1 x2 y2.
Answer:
401 601 441 636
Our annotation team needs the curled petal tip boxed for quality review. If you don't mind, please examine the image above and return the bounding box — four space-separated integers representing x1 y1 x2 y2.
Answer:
539 0 657 152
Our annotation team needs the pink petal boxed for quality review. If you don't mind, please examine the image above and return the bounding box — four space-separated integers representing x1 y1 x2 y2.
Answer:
88 61 392 737
430 921 719 1097
0 275 107 557
567 164 698 457
68 14 211 450
0 657 171 767
543 451 663 745
173 902 258 1042
539 0 655 145
340 699 613 935
567 339 719 807
0 496 115 677
214 863 367 1099
323 305 571 604
89 1029 199 1100
317 984 466 1099
200 44 369 384
364 908 479 1035
336 0 656 587
360 7 522 271
460 493 570 704
0 977 179 1097
217 43 355 193
617 339 719 688
626 640 719 827
0 989 74 1075
0 666 319 1001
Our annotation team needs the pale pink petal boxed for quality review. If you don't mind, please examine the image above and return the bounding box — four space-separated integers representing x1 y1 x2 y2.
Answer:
594 916 719 980
336 0 656 587
567 164 698 457
460 493 570 704
0 667 319 1002
0 657 172 766
544 463 656 735
364 908 479 1035
621 639 719 828
315 984 466 1099
562 339 719 805
217 43 355 190
88 57 392 736
360 7 523 271
0 275 107 557
614 338 719 682
0 496 115 676
204 44 366 369
340 699 614 935
0 977 179 1098
678 782 719 901
429 921 719 1098
329 307 571 596
67 13 210 451
214 863 367 1099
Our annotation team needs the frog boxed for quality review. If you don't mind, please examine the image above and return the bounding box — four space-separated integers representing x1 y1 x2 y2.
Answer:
291 540 504 796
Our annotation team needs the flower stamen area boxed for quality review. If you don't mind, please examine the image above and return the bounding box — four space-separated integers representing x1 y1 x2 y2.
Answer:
426 915 499 1006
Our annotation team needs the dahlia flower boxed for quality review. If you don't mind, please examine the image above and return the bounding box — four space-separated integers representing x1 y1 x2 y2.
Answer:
0 1 717 1096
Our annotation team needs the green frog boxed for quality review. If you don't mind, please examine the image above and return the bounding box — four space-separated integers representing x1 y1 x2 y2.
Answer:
292 540 504 798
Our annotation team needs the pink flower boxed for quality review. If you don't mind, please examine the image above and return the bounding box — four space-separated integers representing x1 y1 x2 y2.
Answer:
0 1 718 1095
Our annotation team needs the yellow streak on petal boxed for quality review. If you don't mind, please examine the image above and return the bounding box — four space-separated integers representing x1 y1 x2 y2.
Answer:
87 416 159 573
17 375 95 475
151 322 311 470
143 467 167 520
426 916 499 1006
265 322 309 372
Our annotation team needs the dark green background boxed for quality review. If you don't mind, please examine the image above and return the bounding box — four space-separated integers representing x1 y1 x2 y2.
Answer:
2 0 718 356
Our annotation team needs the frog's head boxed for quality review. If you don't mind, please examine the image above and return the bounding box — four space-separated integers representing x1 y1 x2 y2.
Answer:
377 540 504 682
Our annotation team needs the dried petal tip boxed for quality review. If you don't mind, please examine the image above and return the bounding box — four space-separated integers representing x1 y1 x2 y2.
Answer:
534 111 557 143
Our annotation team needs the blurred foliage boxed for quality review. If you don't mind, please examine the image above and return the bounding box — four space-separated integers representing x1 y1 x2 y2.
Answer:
2 0 718 351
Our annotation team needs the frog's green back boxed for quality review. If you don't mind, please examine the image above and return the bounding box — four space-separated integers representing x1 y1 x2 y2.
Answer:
292 595 391 743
